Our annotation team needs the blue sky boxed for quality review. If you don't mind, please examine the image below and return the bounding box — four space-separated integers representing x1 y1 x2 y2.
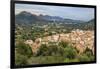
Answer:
15 4 94 21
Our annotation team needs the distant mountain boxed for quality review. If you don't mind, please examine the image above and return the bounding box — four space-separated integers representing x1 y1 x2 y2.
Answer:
76 19 95 30
15 11 85 24
15 11 94 30
38 14 64 22
86 19 94 26
84 19 94 30
15 11 37 24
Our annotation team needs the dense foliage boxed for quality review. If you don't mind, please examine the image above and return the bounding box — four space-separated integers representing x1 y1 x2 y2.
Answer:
15 40 94 65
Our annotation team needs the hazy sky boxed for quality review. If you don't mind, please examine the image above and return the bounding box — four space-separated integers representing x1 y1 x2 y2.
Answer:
15 3 94 21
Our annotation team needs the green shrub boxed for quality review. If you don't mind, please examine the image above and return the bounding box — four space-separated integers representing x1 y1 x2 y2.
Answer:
36 41 77 59
80 47 95 61
59 41 69 48
15 41 33 65
78 52 94 62
84 47 93 57
78 54 90 62
63 46 77 59
15 53 28 65
16 41 33 57
59 41 77 59
36 44 49 56
36 42 65 56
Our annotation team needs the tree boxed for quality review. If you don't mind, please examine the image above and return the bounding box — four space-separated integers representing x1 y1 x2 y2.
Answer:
36 44 49 56
59 41 77 59
36 42 64 56
63 45 77 59
16 41 33 57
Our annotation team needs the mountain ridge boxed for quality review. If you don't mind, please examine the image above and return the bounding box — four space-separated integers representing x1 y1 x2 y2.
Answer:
15 11 85 24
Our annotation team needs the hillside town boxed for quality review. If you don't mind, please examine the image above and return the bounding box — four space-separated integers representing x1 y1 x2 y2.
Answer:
25 29 94 55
